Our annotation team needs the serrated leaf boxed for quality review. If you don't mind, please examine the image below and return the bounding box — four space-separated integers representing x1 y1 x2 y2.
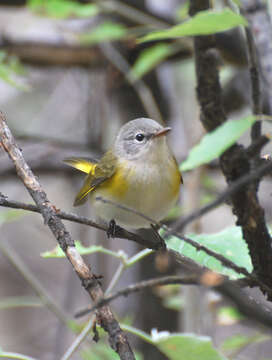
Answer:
180 115 256 171
166 226 253 279
80 22 127 44
130 43 173 81
154 333 227 360
140 9 247 42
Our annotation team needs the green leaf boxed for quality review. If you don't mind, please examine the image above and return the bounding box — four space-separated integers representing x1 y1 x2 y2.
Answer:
0 210 25 226
217 306 244 324
0 52 29 91
80 22 127 44
81 344 120 360
130 43 174 81
163 294 184 311
122 325 225 359
230 0 241 7
176 1 190 21
221 333 270 353
139 8 247 42
27 0 99 19
166 226 253 279
180 115 256 171
155 333 227 360
41 241 121 258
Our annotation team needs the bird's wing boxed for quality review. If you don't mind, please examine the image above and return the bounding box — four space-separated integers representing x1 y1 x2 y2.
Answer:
64 153 117 206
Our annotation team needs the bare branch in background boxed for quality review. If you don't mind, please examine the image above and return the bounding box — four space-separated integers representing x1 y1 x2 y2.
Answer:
75 274 272 330
0 241 70 327
1 39 106 66
99 42 163 123
242 0 272 113
172 150 271 231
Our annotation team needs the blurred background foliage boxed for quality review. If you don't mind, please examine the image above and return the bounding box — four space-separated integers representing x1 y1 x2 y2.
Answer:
1 0 272 359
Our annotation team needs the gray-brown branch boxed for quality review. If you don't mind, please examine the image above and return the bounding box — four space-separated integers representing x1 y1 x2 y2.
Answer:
0 112 135 360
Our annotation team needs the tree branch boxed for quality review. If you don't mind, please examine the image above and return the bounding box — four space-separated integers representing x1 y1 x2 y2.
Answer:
172 153 271 231
75 275 200 317
1 189 271 295
99 42 163 123
0 112 135 360
75 273 272 330
0 195 164 251
242 0 272 113
189 0 272 299
95 197 272 296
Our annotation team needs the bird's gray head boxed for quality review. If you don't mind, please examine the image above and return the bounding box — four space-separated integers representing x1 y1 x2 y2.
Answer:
114 118 171 161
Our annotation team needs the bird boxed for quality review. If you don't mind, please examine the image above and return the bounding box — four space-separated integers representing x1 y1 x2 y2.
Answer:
64 118 182 232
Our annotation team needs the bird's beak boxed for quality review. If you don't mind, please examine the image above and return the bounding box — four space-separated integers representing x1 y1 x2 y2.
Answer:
153 127 171 138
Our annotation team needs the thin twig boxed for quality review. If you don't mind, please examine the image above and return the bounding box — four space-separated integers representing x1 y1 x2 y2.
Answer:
94 196 272 296
93 0 169 29
99 42 163 123
242 0 272 113
60 315 96 360
244 25 262 142
171 157 272 231
0 112 135 360
75 275 199 317
75 274 272 329
0 195 163 250
0 241 70 327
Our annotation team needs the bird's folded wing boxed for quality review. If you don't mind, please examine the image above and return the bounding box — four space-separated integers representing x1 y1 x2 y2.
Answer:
64 153 117 206
73 171 108 206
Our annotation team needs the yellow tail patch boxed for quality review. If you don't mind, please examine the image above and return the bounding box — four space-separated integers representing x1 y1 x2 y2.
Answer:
63 157 96 174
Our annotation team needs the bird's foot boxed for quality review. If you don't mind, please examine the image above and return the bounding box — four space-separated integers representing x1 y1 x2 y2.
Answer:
107 219 117 238
150 223 167 251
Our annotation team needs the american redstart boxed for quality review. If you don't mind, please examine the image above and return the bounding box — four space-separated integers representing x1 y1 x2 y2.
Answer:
64 118 182 229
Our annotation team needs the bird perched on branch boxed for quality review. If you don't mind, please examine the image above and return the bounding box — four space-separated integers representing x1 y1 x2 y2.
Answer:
64 118 182 232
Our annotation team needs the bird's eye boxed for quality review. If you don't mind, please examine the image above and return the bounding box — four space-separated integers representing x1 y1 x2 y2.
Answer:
135 133 145 142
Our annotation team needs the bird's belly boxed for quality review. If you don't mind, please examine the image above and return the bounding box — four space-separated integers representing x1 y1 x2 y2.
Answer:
91 159 180 229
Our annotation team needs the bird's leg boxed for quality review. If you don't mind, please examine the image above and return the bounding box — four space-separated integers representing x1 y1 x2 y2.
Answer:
150 224 167 250
107 219 117 238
